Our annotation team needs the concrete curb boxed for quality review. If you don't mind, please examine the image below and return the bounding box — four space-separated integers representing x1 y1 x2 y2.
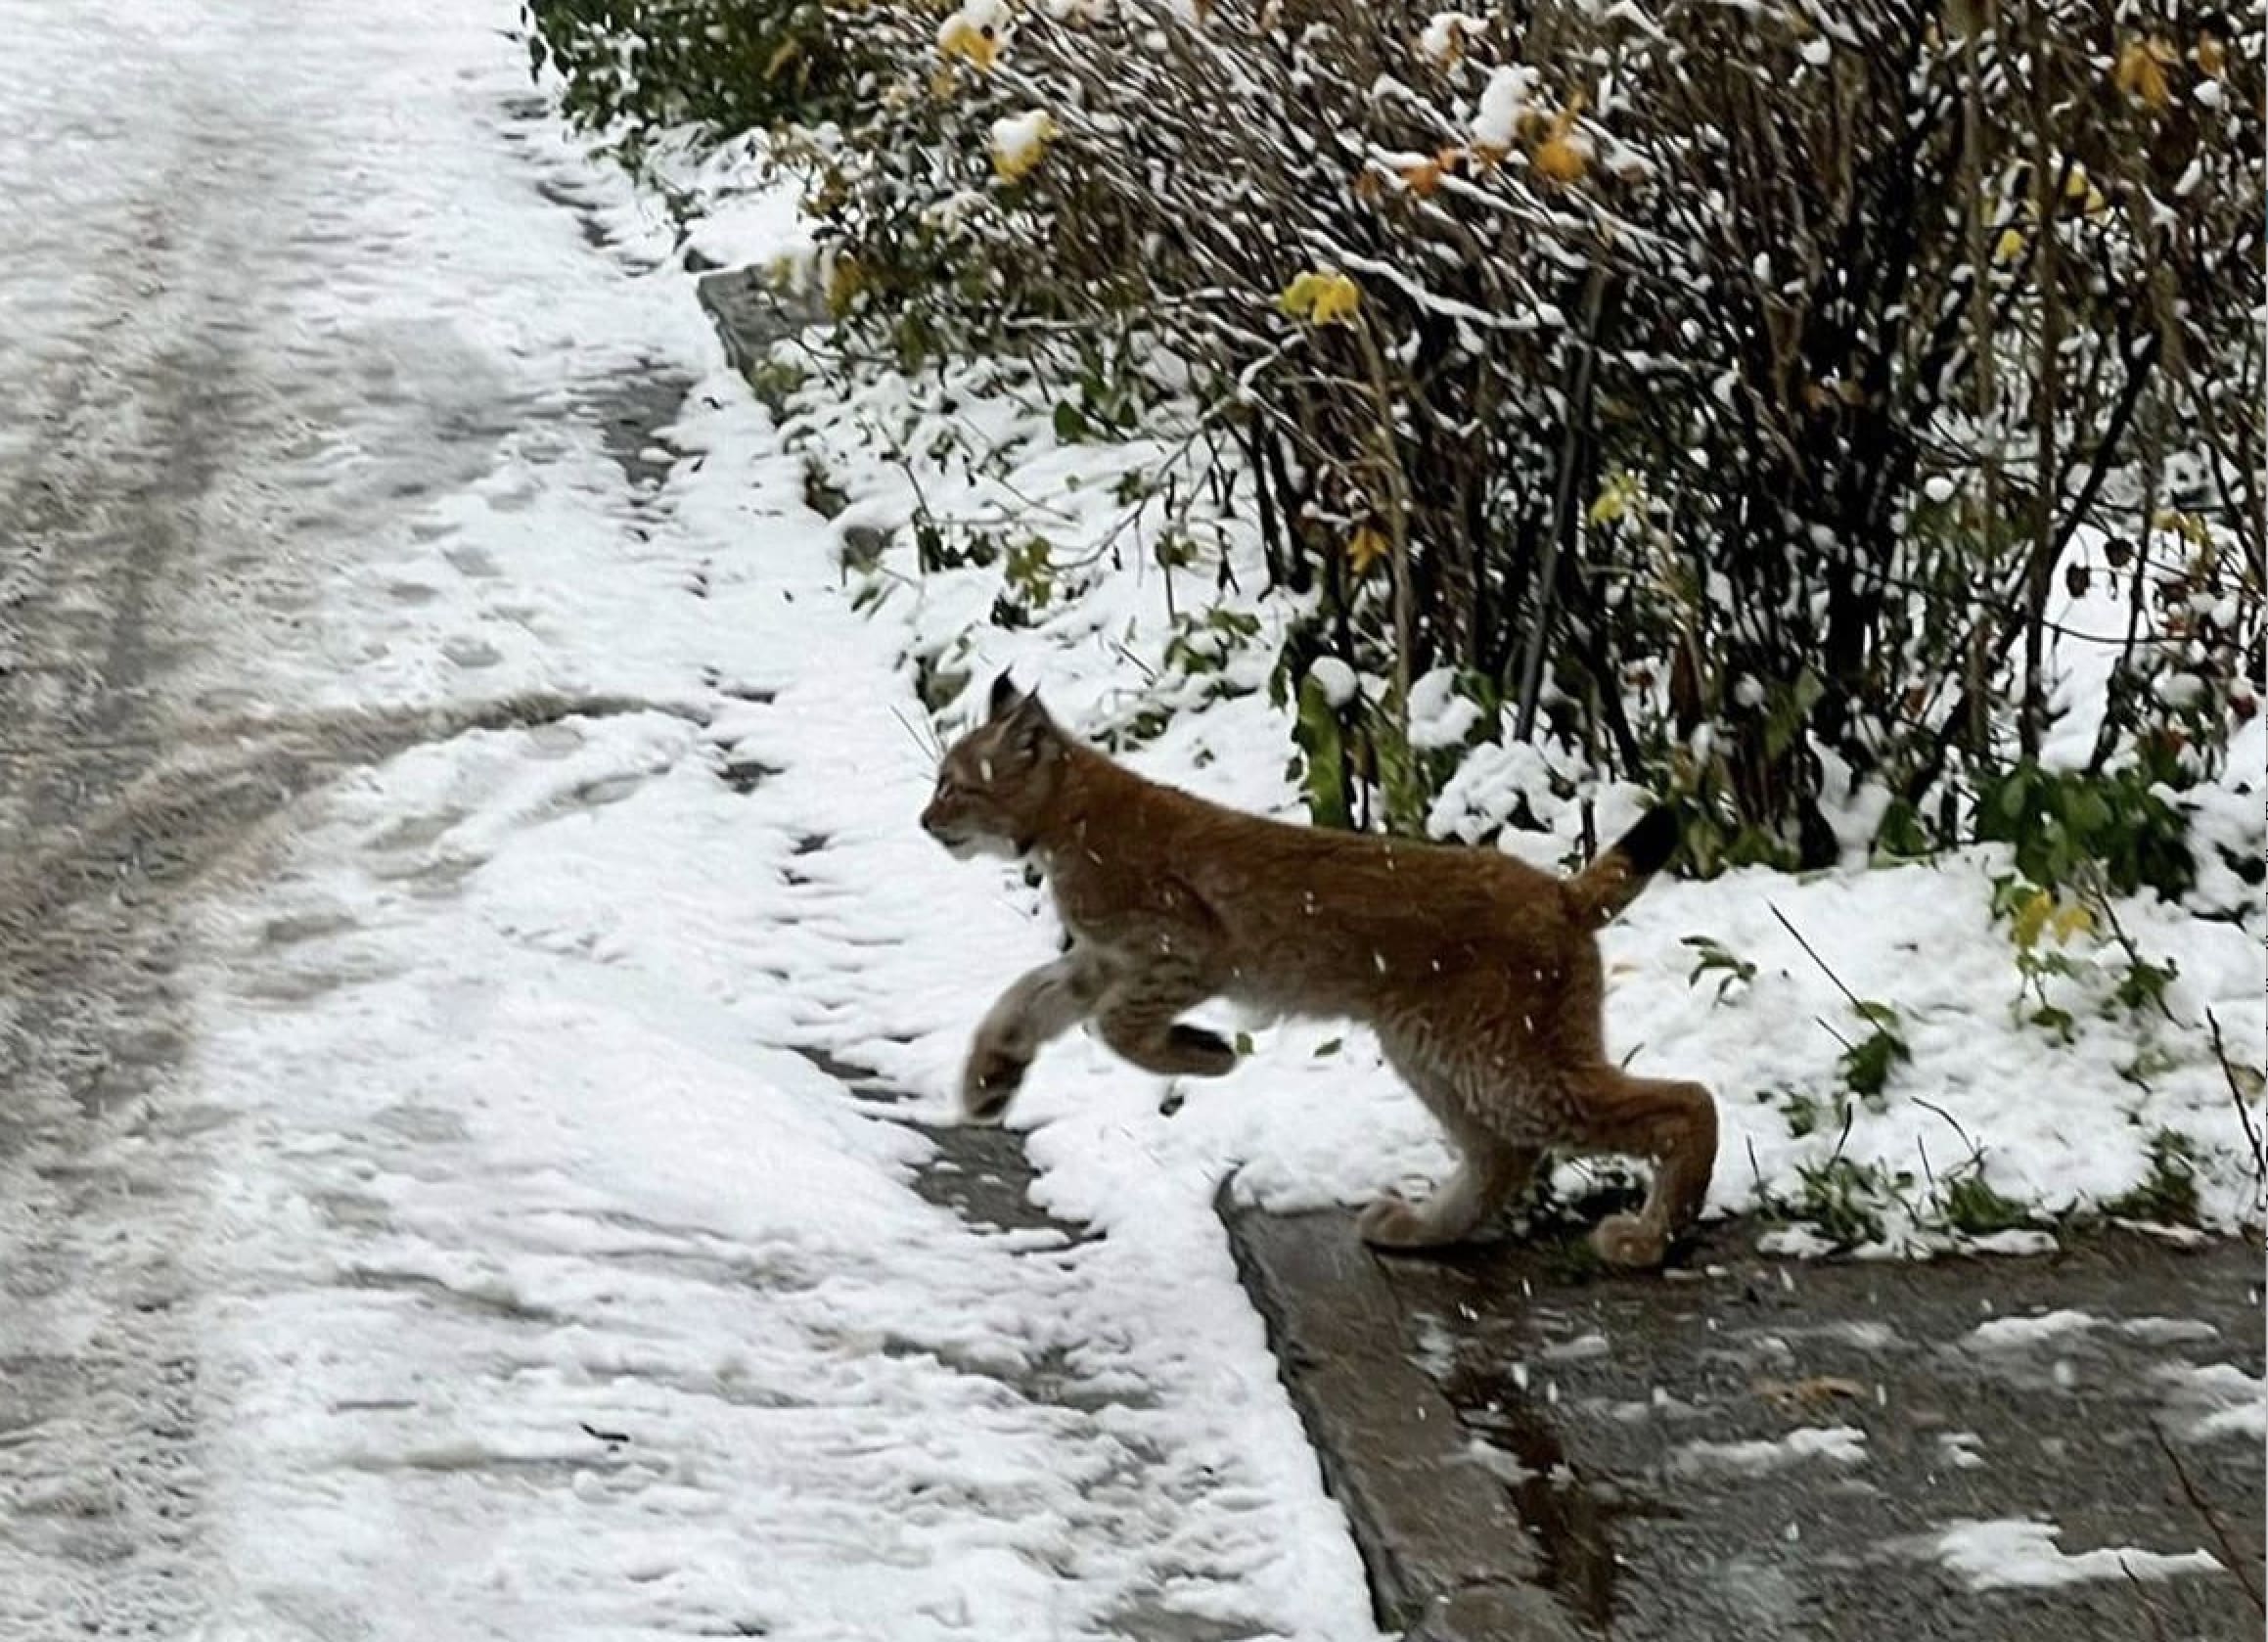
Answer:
1218 1186 1585 1642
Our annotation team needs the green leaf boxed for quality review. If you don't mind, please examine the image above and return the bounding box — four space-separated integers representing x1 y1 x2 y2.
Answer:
1052 400 1090 443
1292 676 1351 830
1839 1027 1911 1099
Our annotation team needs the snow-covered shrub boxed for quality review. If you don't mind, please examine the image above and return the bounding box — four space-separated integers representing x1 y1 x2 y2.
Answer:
794 0 2261 858
521 0 879 175
533 0 2264 880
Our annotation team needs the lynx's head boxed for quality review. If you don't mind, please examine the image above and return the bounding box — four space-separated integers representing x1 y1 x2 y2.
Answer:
921 673 1066 860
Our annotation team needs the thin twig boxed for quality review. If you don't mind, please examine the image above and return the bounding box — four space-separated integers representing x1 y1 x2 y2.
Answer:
1910 1095 1985 1169
2152 1421 2265 1614
1772 903 1869 1015
2083 875 2182 1026
1829 1099 1856 1167
889 704 942 766
2119 1559 2176 1642
2204 1008 2267 1211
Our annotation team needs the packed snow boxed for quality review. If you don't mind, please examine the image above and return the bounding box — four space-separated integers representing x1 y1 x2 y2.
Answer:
1928 1518 2225 1592
1665 1425 1868 1478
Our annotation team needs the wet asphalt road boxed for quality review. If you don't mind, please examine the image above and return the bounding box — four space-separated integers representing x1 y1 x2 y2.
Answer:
1230 1202 2266 1642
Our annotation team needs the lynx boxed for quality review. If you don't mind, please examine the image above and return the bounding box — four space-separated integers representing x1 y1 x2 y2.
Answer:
920 674 1717 1269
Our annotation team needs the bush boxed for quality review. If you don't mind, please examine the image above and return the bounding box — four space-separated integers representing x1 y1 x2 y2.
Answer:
534 0 2266 868
521 0 879 173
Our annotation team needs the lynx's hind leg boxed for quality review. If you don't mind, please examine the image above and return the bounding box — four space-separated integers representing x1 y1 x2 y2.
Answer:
1564 1066 1718 1268
1359 1044 1541 1251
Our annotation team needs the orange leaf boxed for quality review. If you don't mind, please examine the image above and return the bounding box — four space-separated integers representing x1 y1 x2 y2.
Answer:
1399 158 1446 197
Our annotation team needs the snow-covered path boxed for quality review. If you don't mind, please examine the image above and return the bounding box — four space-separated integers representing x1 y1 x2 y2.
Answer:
0 5 1378 1638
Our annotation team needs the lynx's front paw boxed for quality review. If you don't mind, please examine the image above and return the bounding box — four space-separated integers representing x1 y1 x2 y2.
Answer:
960 1039 1030 1122
1590 1212 1667 1270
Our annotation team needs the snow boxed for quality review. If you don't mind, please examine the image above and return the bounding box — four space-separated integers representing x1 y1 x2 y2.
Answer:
1309 655 1360 708
1960 1228 2057 1255
1963 1310 2101 1350
989 111 1056 183
1473 64 1544 154
2152 1361 2268 1442
1666 1425 1868 1477
1418 12 1489 69
1756 1226 1839 1258
1935 1431 1987 1471
1928 1518 2225 1591
1407 665 1483 750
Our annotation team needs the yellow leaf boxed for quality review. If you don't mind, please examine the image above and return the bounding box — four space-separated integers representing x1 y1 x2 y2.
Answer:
1588 473 1639 525
2197 33 2226 78
824 254 866 319
1533 135 1587 183
937 14 1001 72
2051 161 2110 221
1531 92 1590 184
2114 37 2171 107
1309 272 1361 326
1346 525 1390 577
2011 888 2053 951
1278 271 1327 319
1310 274 1360 325
1283 270 1359 325
2050 901 2096 945
990 111 1057 185
765 38 802 81
1993 226 2027 264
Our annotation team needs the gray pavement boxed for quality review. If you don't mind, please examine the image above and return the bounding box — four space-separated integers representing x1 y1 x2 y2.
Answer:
1225 1198 2265 1641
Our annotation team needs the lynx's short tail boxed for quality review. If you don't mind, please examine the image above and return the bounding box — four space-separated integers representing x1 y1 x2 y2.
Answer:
1564 806 1681 930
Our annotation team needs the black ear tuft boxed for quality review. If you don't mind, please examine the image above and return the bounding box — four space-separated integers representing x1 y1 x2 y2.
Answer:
1005 688 1059 755
987 671 1022 720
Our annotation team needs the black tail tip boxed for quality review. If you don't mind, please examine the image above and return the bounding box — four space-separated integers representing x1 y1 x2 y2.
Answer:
1615 805 1681 878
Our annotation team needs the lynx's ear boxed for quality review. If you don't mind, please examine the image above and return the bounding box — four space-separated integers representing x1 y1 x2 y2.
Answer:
1002 687 1061 759
987 670 1024 721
